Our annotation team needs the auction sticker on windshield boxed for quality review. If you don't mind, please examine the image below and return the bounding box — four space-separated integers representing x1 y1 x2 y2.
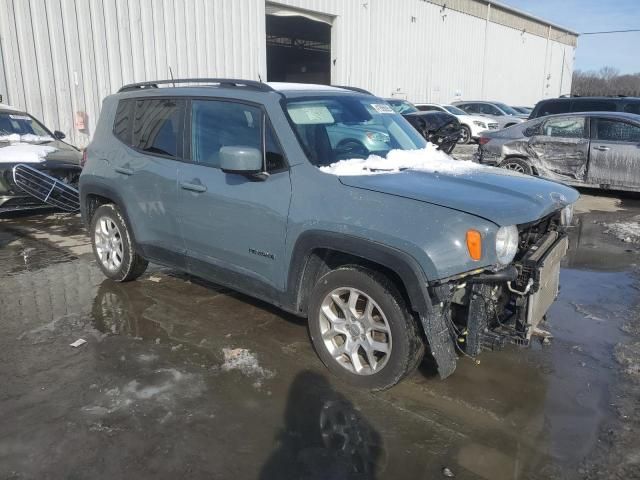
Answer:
371 104 395 114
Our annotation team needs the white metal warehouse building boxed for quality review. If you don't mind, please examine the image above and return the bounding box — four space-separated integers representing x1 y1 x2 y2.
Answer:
0 0 578 147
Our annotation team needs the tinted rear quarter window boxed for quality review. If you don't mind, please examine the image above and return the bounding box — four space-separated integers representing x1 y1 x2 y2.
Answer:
113 100 134 145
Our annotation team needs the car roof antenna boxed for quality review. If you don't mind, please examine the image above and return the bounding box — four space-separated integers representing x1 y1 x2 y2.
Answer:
169 66 175 87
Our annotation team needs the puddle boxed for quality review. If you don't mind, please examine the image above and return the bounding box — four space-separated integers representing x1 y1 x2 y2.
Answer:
0 227 77 275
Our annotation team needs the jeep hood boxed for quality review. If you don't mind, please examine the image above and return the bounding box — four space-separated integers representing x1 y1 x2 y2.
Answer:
338 168 579 226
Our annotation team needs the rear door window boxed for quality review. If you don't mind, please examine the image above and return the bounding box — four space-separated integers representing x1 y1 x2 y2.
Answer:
458 103 478 114
478 104 502 115
132 98 185 158
595 119 640 143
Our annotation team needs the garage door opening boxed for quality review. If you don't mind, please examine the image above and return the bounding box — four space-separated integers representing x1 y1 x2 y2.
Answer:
266 13 331 84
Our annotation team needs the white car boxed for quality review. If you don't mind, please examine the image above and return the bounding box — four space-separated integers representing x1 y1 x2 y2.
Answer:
414 103 499 144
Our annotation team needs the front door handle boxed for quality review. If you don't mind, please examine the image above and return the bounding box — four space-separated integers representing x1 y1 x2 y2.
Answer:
593 145 610 151
180 181 207 193
115 166 134 175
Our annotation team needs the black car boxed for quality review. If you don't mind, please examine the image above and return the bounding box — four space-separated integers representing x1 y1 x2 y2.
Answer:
0 106 82 213
385 99 461 153
530 96 640 119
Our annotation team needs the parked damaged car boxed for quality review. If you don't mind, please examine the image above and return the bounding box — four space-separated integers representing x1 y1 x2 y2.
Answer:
81 79 578 390
385 99 462 153
0 106 81 213
476 112 640 192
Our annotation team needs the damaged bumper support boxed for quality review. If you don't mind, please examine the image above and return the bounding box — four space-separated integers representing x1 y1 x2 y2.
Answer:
425 230 568 378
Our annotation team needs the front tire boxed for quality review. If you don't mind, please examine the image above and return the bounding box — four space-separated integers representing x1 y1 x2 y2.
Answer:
457 125 472 144
90 204 148 282
308 266 424 391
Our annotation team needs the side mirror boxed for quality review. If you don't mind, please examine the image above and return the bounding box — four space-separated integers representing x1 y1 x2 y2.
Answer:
53 130 66 140
220 146 263 175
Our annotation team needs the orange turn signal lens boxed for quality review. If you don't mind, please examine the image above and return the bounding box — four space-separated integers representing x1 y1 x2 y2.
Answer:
466 230 482 261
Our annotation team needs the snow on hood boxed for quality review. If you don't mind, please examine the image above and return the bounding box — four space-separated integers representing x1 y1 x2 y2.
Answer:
0 142 57 163
0 133 55 143
319 144 485 176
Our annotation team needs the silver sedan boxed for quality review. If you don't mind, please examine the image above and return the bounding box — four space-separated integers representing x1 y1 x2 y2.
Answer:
475 112 640 192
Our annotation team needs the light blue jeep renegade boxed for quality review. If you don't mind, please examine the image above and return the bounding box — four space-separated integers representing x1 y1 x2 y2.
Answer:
80 79 578 390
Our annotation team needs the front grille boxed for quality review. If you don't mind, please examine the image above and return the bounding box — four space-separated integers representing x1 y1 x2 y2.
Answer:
12 164 80 212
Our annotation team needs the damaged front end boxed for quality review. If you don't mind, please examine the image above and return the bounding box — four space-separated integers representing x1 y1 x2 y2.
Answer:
0 161 80 214
427 211 569 377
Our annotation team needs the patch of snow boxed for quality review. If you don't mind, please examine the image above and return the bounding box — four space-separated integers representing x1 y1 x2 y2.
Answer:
319 145 486 176
221 347 274 386
82 368 203 417
0 133 54 143
0 142 56 163
603 222 640 243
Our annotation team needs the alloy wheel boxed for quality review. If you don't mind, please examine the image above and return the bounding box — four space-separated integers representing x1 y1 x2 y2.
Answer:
503 162 526 173
94 216 124 271
319 288 392 375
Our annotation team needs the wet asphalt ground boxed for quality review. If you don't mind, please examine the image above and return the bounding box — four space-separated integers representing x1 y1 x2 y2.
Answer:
1 149 640 479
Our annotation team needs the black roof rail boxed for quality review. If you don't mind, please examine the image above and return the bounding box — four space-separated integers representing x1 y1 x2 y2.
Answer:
118 78 275 93
331 85 374 95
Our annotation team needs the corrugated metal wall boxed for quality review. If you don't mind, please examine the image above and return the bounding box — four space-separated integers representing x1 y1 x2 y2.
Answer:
0 0 575 147
0 0 266 147
276 0 575 105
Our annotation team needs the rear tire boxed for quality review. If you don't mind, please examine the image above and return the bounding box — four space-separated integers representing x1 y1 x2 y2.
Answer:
500 157 533 175
308 266 424 391
90 204 148 282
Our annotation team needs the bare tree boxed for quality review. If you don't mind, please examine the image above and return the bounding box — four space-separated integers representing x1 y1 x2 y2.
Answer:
572 68 640 96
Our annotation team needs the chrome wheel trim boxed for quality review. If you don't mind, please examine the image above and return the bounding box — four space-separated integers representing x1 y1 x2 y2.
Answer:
319 287 392 375
502 162 526 173
94 216 124 271
458 128 470 143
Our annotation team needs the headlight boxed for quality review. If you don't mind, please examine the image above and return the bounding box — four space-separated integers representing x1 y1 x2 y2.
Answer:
473 120 486 128
560 204 574 226
495 225 518 265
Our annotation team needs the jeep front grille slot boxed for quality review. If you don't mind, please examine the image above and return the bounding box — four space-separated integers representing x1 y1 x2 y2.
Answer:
12 164 80 212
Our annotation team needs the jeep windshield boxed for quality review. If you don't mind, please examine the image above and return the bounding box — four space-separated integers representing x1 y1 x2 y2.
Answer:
0 112 53 142
286 96 426 166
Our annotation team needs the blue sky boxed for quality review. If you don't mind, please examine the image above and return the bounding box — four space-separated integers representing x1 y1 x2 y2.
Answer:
502 0 640 74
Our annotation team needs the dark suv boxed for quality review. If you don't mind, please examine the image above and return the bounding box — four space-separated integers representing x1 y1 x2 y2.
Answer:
80 79 578 390
530 96 640 119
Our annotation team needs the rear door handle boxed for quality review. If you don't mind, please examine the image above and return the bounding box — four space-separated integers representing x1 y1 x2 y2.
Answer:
593 146 610 151
180 181 207 193
115 166 134 175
